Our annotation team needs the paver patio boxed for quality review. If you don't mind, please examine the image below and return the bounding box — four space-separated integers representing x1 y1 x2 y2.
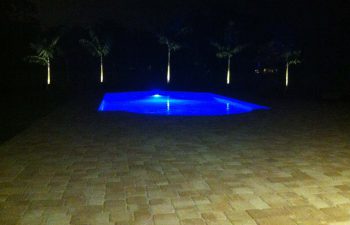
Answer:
0 99 350 225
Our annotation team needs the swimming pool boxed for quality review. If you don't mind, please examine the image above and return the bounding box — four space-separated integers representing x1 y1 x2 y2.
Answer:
98 91 269 116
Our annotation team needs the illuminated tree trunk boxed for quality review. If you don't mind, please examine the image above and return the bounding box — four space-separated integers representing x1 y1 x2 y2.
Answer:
167 48 171 84
226 56 231 85
47 59 51 85
100 56 104 83
285 63 289 87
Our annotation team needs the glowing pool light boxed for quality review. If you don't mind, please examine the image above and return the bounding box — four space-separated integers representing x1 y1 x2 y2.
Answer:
98 91 269 116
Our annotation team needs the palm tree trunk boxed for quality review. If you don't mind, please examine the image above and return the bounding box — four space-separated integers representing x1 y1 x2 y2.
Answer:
100 56 104 83
47 59 51 85
226 57 231 85
167 49 171 84
285 63 289 88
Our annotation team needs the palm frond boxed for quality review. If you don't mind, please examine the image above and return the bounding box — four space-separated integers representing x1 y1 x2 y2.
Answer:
216 52 229 59
212 42 223 50
26 36 59 65
283 50 302 64
49 36 60 49
30 43 42 53
169 42 181 51
100 42 111 56
159 35 181 52
289 59 301 65
80 31 111 57
233 44 247 54
25 55 47 66
79 39 99 57
213 42 245 59
89 30 101 48
158 35 169 45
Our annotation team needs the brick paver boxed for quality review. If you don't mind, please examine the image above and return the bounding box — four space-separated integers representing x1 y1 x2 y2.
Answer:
0 101 350 225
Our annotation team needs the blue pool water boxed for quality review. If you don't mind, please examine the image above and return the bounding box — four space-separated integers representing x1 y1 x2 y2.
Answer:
98 91 269 116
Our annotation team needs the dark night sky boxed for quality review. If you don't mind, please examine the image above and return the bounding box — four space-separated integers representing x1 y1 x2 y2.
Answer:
4 0 348 47
29 0 348 32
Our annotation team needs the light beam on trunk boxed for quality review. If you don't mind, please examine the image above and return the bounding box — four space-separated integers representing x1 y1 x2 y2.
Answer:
100 56 104 83
47 59 51 85
285 63 289 87
167 49 171 84
227 57 231 85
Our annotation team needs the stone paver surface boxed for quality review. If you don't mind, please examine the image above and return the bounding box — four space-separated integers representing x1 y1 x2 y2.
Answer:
0 100 350 225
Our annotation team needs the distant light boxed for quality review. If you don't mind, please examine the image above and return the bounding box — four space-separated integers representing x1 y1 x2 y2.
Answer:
153 94 162 98
255 68 278 75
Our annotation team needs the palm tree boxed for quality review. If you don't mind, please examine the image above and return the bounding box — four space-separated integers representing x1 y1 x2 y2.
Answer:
213 43 245 85
79 30 111 83
282 50 301 87
26 36 60 85
159 36 181 84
